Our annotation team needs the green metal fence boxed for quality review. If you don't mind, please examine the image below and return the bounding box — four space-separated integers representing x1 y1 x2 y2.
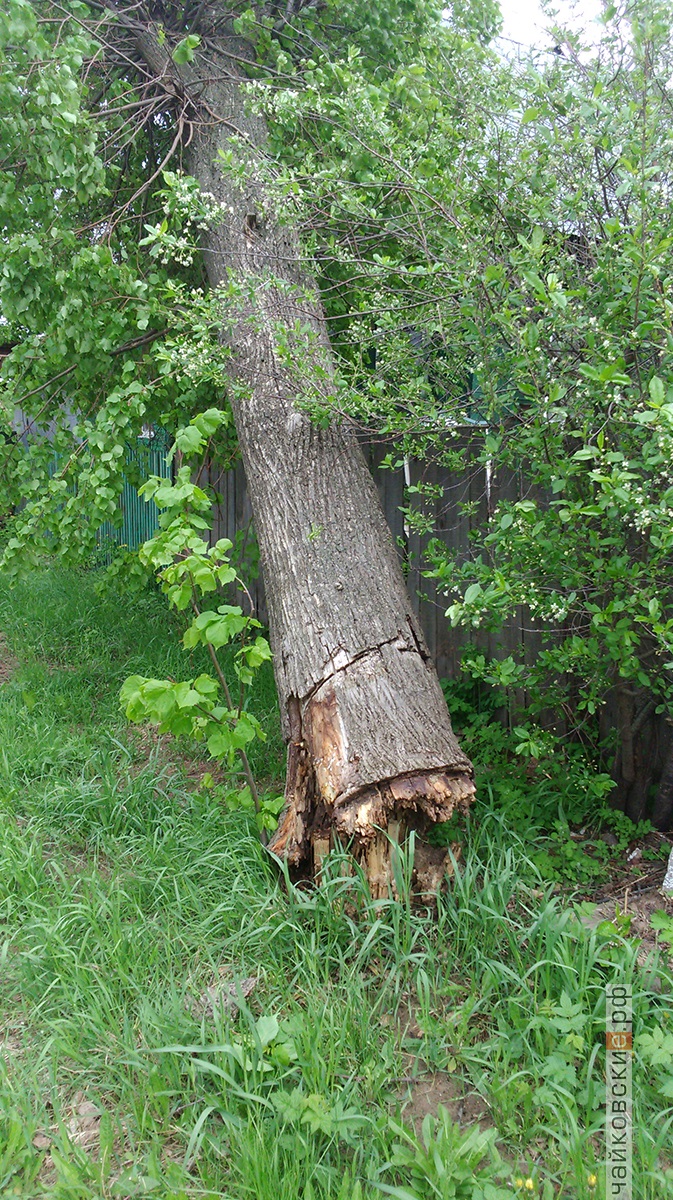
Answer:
98 430 171 553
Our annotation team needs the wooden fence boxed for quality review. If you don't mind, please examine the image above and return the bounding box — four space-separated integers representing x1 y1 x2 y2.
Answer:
201 433 538 681
203 438 673 825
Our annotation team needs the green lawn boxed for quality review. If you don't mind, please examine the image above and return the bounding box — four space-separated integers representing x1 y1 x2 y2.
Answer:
0 568 671 1198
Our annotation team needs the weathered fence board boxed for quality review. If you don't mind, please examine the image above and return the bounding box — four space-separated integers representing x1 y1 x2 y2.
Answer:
202 436 536 681
201 440 672 824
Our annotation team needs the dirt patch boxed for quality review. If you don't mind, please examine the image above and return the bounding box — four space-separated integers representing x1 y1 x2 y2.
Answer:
388 999 493 1135
399 1057 491 1135
1 1024 30 1066
590 830 673 901
570 828 673 968
33 1092 190 1191
42 844 113 882
577 884 673 968
126 724 174 771
34 1092 109 1188
126 724 225 790
0 631 18 684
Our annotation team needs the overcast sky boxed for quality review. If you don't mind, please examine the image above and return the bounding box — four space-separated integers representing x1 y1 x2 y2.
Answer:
498 0 603 48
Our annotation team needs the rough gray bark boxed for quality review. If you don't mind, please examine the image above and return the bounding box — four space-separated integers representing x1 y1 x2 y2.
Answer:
136 30 474 887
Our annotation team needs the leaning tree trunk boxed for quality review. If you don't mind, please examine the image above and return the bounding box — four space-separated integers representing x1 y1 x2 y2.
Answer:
137 31 474 891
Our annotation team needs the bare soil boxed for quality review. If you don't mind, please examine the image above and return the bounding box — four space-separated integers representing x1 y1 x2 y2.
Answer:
399 1056 491 1135
576 829 673 960
126 723 226 790
0 630 17 684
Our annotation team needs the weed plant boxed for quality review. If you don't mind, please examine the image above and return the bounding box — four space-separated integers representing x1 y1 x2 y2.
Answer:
439 673 669 888
0 569 672 1197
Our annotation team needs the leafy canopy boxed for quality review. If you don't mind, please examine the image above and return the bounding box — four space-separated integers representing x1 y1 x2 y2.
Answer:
3 0 673 758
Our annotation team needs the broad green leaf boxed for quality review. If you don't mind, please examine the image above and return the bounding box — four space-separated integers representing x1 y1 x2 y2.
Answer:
649 376 666 405
207 727 234 758
175 426 204 455
172 34 201 63
255 1014 279 1047
193 407 227 436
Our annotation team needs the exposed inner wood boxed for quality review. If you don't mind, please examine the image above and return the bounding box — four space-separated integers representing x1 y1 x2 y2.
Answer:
268 638 475 875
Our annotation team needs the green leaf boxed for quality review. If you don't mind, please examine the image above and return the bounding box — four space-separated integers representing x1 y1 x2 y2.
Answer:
207 727 234 758
193 673 219 697
119 674 146 718
255 1014 279 1047
173 681 202 709
649 376 666 406
273 1088 306 1123
243 636 272 669
193 407 227 436
172 34 201 64
183 607 248 650
651 910 673 945
175 426 204 455
373 1186 421 1200
230 712 259 747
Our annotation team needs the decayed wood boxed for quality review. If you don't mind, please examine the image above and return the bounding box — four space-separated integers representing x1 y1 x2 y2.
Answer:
312 836 331 880
413 841 461 905
134 27 474 884
364 831 392 901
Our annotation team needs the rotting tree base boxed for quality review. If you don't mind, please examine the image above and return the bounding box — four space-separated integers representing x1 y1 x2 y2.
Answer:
267 637 475 898
269 764 474 900
316 825 465 905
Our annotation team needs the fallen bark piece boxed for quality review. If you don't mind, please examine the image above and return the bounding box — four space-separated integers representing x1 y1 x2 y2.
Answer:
187 975 257 1021
663 846 673 893
66 1096 102 1149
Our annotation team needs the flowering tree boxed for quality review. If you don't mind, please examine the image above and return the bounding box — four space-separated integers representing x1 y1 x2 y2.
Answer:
256 0 673 824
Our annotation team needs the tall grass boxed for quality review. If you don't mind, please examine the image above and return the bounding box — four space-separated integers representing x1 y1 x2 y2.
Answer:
0 568 671 1198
